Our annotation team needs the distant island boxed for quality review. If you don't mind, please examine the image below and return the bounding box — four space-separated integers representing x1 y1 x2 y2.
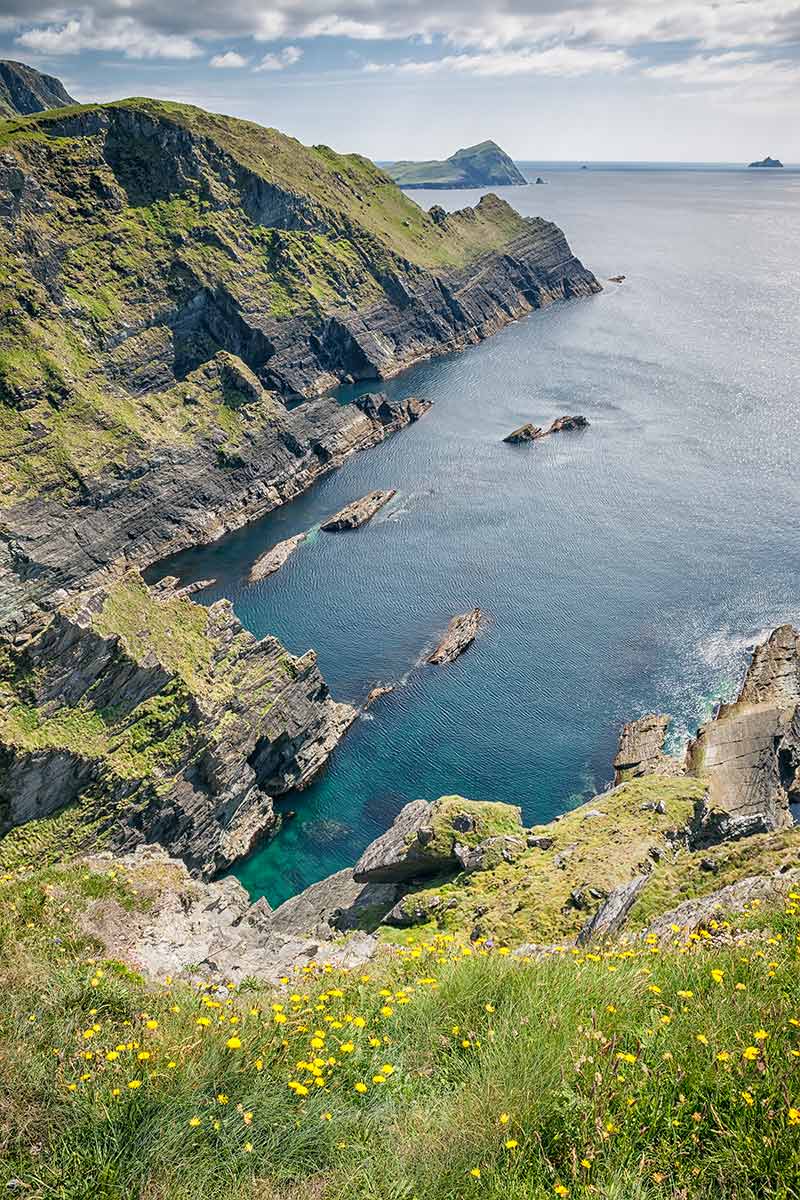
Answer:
748 156 784 168
386 139 527 189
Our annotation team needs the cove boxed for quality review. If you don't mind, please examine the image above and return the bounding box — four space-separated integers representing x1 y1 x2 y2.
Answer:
152 165 800 906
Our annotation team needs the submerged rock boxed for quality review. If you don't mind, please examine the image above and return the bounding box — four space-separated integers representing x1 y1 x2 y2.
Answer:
365 683 396 707
249 531 307 582
321 489 397 532
427 608 483 664
608 274 626 283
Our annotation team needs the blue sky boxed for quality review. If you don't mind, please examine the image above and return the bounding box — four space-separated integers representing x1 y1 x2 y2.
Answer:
1 1 798 161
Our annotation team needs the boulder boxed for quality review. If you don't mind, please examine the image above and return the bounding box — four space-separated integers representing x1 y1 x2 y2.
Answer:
365 683 396 707
249 531 307 581
321 489 396 531
427 608 483 664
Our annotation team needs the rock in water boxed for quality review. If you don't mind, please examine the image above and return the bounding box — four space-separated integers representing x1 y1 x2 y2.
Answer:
503 415 589 444
504 422 544 444
249 532 307 582
544 414 590 435
321 490 396 532
748 156 783 168
608 275 626 283
365 683 396 708
428 609 483 665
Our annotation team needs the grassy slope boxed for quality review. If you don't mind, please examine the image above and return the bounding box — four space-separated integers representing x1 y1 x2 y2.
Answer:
0 100 527 509
1 860 799 1199
376 780 800 946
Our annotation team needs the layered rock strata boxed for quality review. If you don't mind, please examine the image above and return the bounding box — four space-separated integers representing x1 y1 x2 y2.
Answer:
0 570 355 877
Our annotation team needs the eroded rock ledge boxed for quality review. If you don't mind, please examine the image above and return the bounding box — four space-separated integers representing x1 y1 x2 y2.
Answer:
0 569 355 877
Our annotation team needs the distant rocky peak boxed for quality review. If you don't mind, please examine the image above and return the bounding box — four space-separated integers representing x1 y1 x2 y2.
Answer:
0 60 76 118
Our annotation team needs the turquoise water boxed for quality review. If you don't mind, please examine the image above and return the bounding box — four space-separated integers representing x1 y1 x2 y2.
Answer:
153 165 800 906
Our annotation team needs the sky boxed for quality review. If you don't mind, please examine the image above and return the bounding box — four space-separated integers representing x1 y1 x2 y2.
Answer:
0 1 798 162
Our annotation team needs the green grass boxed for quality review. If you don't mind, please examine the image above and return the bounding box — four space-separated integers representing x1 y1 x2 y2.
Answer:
0 862 799 1199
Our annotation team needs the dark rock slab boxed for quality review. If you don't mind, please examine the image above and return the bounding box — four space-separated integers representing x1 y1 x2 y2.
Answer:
427 608 483 665
503 422 544 444
352 799 444 883
321 489 396 532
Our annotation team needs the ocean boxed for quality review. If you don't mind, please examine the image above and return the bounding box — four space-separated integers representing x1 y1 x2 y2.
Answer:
152 162 800 906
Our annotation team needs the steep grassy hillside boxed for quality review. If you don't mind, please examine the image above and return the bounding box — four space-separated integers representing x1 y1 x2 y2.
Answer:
1 858 798 1199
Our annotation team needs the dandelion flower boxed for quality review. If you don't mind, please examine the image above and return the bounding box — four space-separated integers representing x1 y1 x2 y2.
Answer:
354 1082 368 1094
189 1117 201 1127
128 1080 142 1090
499 1113 510 1125
504 1139 518 1150
226 1036 242 1050
470 1168 481 1179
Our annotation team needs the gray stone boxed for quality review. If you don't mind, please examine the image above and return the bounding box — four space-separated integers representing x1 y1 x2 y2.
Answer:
455 835 527 873
576 874 649 944
270 868 398 938
352 799 443 883
248 532 307 582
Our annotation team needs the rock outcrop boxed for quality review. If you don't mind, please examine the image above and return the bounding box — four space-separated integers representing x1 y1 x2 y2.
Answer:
613 714 685 783
576 874 649 944
76 846 380 984
352 795 523 884
687 624 800 838
249 532 307 583
503 415 589 444
0 570 356 877
748 157 783 168
427 609 483 665
321 489 396 532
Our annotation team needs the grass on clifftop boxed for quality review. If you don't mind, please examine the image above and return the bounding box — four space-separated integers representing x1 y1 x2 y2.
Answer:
1 861 800 1199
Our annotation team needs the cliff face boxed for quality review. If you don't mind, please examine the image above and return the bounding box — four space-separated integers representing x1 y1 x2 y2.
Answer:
0 571 355 877
0 99 598 625
0 60 75 118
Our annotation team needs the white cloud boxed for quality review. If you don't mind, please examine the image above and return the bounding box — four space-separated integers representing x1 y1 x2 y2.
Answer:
370 43 632 77
209 50 250 68
644 50 800 87
255 45 304 72
16 15 202 60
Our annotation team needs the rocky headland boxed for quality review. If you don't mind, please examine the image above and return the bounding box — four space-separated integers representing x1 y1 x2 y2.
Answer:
0 60 75 118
